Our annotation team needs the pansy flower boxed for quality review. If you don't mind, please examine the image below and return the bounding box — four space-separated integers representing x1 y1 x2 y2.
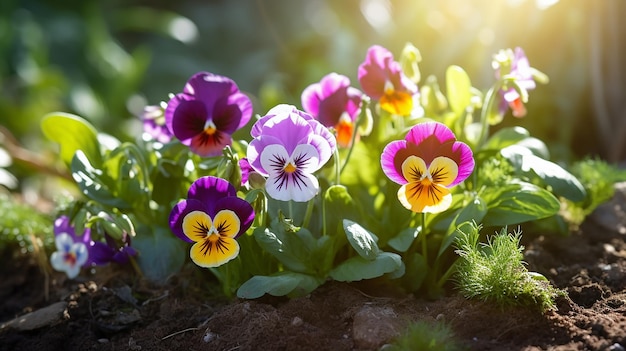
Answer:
301 73 362 148
381 122 474 213
358 45 418 116
169 176 255 268
141 103 173 143
89 231 137 266
165 72 253 157
247 104 336 202
50 216 90 279
493 47 536 118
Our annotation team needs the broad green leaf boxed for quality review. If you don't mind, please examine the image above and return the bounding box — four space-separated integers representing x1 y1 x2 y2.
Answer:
236 272 322 299
133 225 186 284
482 181 560 227
502 145 586 202
387 227 420 253
482 127 530 151
41 112 102 167
446 65 472 114
71 151 130 209
343 219 380 260
253 226 311 273
329 252 403 282
324 185 359 235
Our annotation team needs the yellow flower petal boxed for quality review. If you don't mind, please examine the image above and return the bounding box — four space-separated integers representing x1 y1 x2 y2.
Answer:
428 157 458 187
182 211 213 242
190 236 240 268
213 210 241 238
380 90 413 116
398 181 452 213
401 156 427 182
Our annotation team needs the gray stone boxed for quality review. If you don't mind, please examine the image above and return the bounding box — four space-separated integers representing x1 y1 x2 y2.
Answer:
0 301 67 331
352 305 403 349
591 182 626 234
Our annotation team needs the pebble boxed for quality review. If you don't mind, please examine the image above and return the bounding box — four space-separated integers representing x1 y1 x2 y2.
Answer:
0 301 67 331
352 305 402 349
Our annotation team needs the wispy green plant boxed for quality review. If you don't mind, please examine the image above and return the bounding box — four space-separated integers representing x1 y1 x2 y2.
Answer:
384 320 463 351
454 222 564 312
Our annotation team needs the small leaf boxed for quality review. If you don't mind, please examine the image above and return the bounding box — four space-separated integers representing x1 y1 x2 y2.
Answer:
41 112 102 167
324 185 359 235
71 151 130 208
446 65 472 114
236 272 322 299
253 227 311 273
388 227 420 253
438 196 487 258
330 252 403 282
343 219 379 260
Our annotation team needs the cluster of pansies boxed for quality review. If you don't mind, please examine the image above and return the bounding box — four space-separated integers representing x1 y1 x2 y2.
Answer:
50 43 543 286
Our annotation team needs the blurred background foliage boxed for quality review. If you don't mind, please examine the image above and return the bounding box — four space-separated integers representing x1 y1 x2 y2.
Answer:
0 0 625 198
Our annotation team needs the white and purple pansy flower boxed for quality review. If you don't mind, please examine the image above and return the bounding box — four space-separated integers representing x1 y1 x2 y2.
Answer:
247 104 337 202
50 216 90 279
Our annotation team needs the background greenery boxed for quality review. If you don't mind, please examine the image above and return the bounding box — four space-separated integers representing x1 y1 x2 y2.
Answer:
1 0 624 196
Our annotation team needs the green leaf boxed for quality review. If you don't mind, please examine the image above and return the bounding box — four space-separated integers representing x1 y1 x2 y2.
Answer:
482 127 530 151
502 145 586 202
41 112 102 167
133 225 186 284
446 65 472 114
388 227 420 253
329 252 403 282
482 181 561 227
324 185 359 235
343 219 380 260
71 150 130 208
236 272 322 298
253 226 311 273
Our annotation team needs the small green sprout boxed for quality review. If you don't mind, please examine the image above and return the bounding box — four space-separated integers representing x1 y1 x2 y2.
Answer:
454 222 565 312
384 320 462 351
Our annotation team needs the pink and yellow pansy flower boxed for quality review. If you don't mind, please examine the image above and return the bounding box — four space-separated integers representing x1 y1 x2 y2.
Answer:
169 176 255 268
358 45 418 117
380 122 474 213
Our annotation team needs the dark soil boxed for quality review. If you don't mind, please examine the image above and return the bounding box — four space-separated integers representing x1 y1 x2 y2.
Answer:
1 212 626 350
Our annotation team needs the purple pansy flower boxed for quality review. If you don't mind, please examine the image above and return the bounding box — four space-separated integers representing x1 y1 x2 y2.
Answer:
493 47 536 118
165 72 253 157
358 45 418 116
381 122 474 213
89 231 137 266
50 216 91 278
301 73 362 148
141 104 173 143
169 176 255 268
247 104 337 202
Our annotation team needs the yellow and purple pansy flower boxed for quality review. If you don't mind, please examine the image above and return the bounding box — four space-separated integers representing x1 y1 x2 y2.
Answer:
381 122 474 213
301 72 362 148
169 176 255 268
165 72 253 157
358 45 418 116
247 104 336 202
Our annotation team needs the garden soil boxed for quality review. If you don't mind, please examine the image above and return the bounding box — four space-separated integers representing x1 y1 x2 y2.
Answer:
1 186 626 351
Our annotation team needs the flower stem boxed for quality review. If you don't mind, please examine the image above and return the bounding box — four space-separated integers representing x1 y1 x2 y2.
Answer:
420 212 428 263
302 198 315 229
476 80 503 148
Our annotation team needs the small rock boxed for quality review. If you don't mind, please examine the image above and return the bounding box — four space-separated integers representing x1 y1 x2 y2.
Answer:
352 305 403 349
0 301 67 331
291 316 303 327
609 343 625 351
203 330 218 343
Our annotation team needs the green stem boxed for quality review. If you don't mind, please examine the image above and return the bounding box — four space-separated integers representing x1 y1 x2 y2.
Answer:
436 261 457 288
334 147 341 186
288 200 294 221
302 197 315 229
420 212 428 264
476 80 504 148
